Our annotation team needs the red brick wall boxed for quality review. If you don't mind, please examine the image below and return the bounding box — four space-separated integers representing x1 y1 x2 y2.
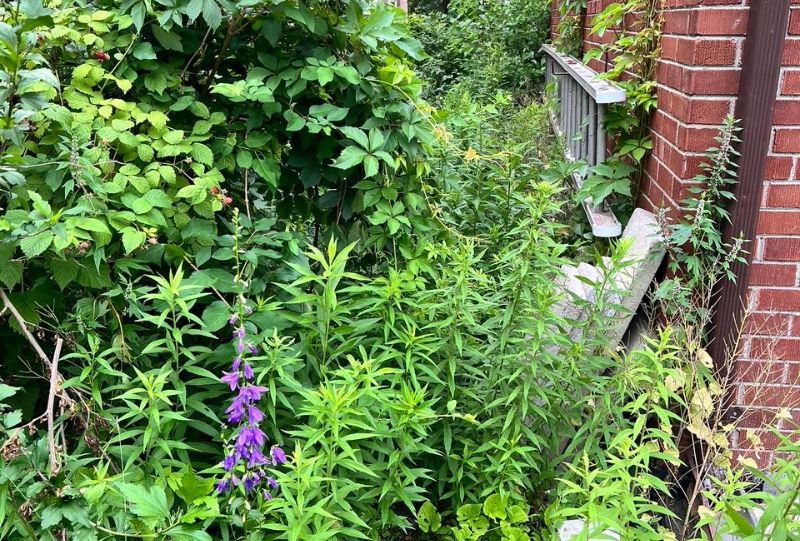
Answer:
549 0 800 466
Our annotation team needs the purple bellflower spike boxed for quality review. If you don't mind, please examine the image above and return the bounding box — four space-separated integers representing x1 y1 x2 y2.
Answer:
217 299 285 502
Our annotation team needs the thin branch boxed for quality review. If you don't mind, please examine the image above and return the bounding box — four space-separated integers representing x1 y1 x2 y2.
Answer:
244 169 252 221
46 337 63 476
0 289 53 372
201 11 244 94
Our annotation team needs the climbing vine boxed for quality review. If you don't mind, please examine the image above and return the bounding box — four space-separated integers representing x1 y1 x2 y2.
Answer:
555 0 662 214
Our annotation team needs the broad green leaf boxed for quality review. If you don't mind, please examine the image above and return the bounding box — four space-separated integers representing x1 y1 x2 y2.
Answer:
117 483 169 520
332 147 368 170
191 143 213 166
20 231 53 258
121 228 146 254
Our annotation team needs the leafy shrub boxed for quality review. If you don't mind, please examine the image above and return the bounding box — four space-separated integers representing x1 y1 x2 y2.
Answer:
409 0 550 99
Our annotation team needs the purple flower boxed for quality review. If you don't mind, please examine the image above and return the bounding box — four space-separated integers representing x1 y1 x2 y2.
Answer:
225 395 246 424
218 298 284 503
247 405 264 424
237 425 266 449
271 446 286 465
244 472 261 492
239 385 268 402
221 371 239 391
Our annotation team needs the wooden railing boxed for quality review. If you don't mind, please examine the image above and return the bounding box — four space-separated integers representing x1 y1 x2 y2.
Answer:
542 44 627 238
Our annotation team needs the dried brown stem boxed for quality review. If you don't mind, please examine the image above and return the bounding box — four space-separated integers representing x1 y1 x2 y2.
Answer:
46 337 63 475
0 289 54 372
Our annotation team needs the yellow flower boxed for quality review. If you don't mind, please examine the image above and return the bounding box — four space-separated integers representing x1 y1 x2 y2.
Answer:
433 125 450 142
464 147 479 162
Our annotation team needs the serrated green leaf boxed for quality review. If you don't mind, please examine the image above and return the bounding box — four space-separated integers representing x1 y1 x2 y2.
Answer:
333 146 368 170
191 143 213 166
117 483 169 520
20 231 53 258
121 228 146 254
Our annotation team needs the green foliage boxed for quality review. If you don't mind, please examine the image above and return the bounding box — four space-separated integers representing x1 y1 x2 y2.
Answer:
418 494 532 540
409 0 550 99
554 0 661 214
655 116 746 330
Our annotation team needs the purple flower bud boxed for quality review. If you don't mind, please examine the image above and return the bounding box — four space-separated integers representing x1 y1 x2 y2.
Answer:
216 479 229 494
233 326 246 339
228 314 239 325
243 362 254 380
247 343 258 354
263 489 272 500
271 446 286 465
244 305 253 315
222 453 236 471
267 477 278 490
232 356 242 370
236 340 245 354
221 371 239 391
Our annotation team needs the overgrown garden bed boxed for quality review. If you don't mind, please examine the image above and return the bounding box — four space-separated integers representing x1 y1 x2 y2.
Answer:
0 1 798 540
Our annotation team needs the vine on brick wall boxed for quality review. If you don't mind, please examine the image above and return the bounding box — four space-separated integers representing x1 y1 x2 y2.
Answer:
555 0 662 216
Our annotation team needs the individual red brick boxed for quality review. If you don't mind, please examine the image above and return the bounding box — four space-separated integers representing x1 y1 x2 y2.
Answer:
652 110 680 142
788 361 800 383
657 64 741 95
750 338 800 361
735 405 781 427
774 128 800 153
740 384 800 408
750 263 798 286
686 68 741 95
767 184 800 208
764 156 795 180
743 312 793 335
662 37 738 66
762 236 800 260
772 100 800 125
692 8 749 36
783 39 800 67
757 288 800 311
678 125 721 152
759 212 800 235
782 71 800 95
663 10 692 34
790 8 800 35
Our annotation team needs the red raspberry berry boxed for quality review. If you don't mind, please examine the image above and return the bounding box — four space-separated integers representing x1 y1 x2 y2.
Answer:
223 196 232 205
93 51 110 61
210 186 219 195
